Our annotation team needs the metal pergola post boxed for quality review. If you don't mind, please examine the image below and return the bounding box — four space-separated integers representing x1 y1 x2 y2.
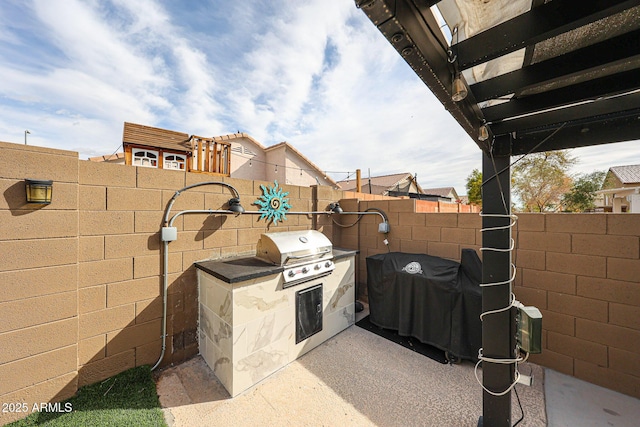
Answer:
480 151 515 427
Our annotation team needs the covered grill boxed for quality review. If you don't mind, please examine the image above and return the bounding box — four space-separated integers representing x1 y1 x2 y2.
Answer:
256 230 335 288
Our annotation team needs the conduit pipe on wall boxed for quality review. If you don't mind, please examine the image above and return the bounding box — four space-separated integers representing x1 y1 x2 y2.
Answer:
162 181 242 227
154 208 337 370
337 210 389 228
152 182 390 370
153 181 243 371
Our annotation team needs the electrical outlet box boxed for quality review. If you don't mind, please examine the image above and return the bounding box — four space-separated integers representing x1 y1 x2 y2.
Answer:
161 226 178 242
517 306 542 354
517 374 533 386
378 222 390 233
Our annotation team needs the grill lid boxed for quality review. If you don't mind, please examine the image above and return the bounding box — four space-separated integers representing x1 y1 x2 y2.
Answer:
256 230 333 267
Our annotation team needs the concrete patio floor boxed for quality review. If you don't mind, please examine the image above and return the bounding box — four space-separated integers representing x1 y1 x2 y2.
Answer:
155 321 548 426
154 304 640 427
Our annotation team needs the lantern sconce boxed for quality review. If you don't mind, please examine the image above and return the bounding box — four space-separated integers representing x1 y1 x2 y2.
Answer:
447 26 468 103
329 202 343 214
25 179 53 204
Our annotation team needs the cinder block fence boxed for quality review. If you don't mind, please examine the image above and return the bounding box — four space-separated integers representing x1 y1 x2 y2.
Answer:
1 141 638 424
343 200 640 399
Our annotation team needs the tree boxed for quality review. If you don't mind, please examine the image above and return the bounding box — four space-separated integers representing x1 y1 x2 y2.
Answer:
562 171 606 212
512 151 576 212
465 168 482 206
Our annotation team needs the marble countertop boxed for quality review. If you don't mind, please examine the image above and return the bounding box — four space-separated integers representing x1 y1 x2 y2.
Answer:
195 248 358 284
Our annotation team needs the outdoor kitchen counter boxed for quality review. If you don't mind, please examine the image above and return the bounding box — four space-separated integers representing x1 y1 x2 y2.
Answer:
194 248 358 284
196 247 358 397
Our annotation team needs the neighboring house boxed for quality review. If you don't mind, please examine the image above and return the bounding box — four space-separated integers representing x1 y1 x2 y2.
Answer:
229 137 337 187
91 122 337 187
120 122 230 175
337 172 423 196
596 164 640 213
422 187 460 203
336 173 462 203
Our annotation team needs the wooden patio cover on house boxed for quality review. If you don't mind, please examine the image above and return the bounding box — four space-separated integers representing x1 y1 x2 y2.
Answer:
356 0 640 156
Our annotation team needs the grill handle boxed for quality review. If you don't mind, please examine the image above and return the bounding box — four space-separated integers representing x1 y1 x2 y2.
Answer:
284 248 331 263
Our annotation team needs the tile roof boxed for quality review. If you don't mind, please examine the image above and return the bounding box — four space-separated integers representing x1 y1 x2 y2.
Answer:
212 132 267 150
610 165 640 184
422 187 456 197
123 123 273 154
123 122 191 152
88 152 125 162
337 172 413 191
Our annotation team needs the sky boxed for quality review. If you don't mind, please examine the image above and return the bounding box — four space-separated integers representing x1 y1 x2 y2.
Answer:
1 0 639 195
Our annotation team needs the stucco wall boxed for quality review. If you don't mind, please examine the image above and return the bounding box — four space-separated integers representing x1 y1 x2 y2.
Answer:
345 197 640 399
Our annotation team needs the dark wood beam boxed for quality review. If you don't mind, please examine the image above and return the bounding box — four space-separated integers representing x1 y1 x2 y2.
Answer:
470 29 640 103
453 0 638 70
358 0 489 150
482 68 640 122
489 92 640 136
411 0 442 7
493 112 640 155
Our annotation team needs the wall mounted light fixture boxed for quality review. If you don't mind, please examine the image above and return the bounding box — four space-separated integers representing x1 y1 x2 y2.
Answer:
329 202 343 214
25 179 53 204
228 197 245 213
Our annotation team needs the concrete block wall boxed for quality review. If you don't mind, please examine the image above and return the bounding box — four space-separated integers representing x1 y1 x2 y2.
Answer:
514 213 640 399
0 142 80 425
415 200 480 213
2 138 639 419
75 171 323 388
350 198 640 399
349 199 482 291
0 141 338 424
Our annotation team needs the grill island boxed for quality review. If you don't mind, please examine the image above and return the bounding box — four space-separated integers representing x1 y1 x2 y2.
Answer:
195 230 357 397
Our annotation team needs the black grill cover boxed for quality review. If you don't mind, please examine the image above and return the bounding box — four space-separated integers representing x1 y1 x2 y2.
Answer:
366 250 482 361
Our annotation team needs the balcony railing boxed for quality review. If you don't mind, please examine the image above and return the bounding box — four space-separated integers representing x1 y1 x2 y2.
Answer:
189 136 231 176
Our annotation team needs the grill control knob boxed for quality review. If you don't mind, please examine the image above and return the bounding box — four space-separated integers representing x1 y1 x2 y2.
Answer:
288 271 295 277
302 267 309 274
325 262 332 268
314 264 321 270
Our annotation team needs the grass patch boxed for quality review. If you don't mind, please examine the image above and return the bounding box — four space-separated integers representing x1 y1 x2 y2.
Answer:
8 365 167 427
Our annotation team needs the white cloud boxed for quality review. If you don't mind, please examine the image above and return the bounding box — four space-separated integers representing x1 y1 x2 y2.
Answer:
0 0 637 192
32 0 169 91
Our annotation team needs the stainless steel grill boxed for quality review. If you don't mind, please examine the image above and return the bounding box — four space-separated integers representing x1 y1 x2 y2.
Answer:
256 230 335 288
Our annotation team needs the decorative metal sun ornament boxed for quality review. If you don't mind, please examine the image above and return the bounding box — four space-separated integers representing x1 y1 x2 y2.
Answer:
254 180 291 225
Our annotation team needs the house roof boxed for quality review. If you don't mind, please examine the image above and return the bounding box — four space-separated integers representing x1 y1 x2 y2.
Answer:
609 164 640 184
88 152 126 162
422 187 457 198
596 186 640 196
357 1 640 156
120 122 337 185
212 132 267 150
123 122 192 152
337 172 423 194
359 184 395 195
